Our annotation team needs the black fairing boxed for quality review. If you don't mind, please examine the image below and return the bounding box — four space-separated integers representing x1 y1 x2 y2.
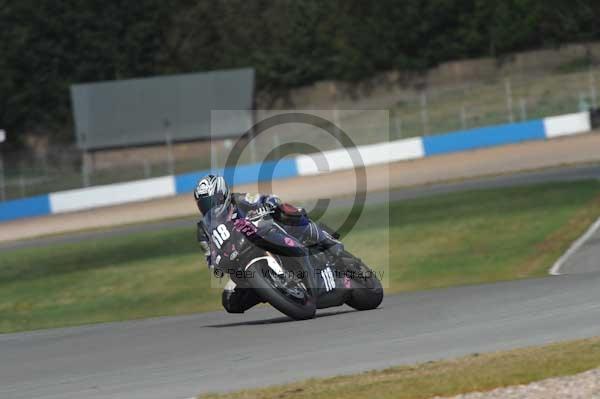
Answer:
206 210 348 308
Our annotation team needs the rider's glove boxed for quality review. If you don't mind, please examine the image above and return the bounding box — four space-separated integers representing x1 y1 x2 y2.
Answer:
199 240 212 269
264 195 281 210
247 204 276 221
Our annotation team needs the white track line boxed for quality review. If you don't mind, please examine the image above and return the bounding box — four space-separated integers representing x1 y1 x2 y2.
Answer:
549 217 600 276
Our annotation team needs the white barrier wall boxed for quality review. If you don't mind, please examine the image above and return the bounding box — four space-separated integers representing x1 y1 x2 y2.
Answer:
296 137 424 176
49 176 176 214
544 112 592 139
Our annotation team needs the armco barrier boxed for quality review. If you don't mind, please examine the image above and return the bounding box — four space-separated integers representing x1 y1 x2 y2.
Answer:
295 137 424 176
295 111 591 176
175 159 298 195
0 195 51 222
48 176 176 214
0 111 593 223
544 112 592 139
421 120 546 156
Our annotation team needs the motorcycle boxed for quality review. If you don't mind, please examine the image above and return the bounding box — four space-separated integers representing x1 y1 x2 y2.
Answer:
205 204 383 320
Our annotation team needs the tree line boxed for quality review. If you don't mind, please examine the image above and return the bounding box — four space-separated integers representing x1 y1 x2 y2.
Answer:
1 0 600 147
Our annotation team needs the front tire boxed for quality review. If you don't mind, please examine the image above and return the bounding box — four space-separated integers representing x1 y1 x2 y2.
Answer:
343 255 384 311
246 260 316 320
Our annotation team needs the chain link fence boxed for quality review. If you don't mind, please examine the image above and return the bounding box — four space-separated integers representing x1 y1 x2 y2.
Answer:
2 66 600 201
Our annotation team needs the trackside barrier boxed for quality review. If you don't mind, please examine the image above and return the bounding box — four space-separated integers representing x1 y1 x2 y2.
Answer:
174 159 298 195
0 195 51 222
49 176 176 214
0 111 594 223
293 111 591 177
422 120 546 156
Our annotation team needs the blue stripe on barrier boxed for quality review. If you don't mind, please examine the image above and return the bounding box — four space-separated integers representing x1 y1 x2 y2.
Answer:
0 195 51 222
174 159 299 195
175 170 210 195
422 120 546 157
225 159 299 187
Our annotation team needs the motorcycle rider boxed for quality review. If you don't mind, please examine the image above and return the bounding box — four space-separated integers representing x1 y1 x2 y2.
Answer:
194 174 343 314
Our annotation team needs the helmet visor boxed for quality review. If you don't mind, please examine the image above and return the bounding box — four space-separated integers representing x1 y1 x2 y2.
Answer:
197 196 214 215
197 192 228 215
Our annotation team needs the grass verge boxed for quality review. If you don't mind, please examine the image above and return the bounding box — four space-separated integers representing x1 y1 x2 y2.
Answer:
198 336 600 399
1 181 600 333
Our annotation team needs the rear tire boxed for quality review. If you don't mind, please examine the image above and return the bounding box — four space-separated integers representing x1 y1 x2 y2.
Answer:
247 260 316 320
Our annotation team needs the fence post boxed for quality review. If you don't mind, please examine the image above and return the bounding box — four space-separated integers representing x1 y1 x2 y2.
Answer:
19 163 26 197
505 78 514 123
420 91 429 135
519 98 528 121
0 152 5 201
0 129 4 201
210 139 219 170
80 131 91 187
460 104 468 130
164 119 175 175
589 68 598 109
272 133 281 160
390 109 401 139
394 114 402 139
82 152 91 187
142 159 151 179
41 150 49 177
579 91 589 111
331 82 342 142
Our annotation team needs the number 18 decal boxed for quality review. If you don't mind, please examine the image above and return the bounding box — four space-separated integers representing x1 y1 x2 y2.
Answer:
212 224 230 249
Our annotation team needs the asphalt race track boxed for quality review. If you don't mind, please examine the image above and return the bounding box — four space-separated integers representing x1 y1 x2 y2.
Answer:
557 220 600 275
2 273 600 399
2 163 600 399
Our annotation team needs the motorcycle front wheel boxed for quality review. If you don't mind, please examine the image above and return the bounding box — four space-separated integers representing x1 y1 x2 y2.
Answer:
246 258 317 320
343 254 384 311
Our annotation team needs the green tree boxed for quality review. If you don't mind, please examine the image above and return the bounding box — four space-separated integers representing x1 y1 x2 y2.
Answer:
2 0 600 147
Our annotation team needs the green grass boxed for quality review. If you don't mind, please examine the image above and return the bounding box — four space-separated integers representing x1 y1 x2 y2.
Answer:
1 181 600 333
198 336 600 399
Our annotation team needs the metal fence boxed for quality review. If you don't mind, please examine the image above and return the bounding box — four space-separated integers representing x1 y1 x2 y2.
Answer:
1 66 600 201
385 69 598 140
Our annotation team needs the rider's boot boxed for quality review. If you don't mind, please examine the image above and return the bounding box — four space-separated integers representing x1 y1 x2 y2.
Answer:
221 280 263 314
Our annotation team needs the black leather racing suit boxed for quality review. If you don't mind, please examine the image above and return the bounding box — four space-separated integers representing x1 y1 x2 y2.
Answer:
197 193 341 313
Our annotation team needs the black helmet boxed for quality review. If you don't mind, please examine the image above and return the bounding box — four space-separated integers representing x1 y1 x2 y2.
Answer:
194 174 231 215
